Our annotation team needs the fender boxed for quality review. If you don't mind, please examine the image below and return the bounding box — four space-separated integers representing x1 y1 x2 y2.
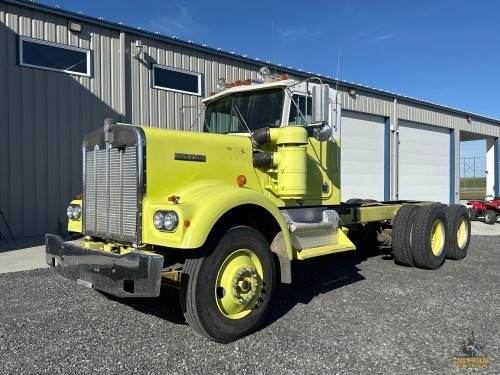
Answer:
67 199 83 234
142 182 294 258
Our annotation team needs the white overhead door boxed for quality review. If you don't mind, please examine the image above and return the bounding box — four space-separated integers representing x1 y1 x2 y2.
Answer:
398 121 450 203
341 111 386 202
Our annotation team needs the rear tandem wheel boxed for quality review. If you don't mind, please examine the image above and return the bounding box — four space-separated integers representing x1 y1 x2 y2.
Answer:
412 205 448 270
445 204 471 260
392 204 421 267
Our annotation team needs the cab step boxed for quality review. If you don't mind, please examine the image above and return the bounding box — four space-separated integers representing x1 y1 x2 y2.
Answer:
280 208 356 259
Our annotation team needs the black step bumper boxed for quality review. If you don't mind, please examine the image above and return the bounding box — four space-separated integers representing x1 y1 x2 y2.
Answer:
45 234 163 297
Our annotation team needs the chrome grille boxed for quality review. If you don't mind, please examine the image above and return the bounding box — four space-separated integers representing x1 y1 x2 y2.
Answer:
84 145 139 243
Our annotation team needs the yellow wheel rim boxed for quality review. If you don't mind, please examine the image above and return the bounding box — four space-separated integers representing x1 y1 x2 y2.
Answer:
431 220 445 256
215 249 264 320
457 217 469 249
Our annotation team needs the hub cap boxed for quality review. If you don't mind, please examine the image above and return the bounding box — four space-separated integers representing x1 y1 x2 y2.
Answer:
215 249 263 319
431 220 445 256
457 217 469 249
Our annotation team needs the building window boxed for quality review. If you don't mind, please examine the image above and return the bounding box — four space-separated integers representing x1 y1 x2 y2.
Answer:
152 65 202 96
19 36 91 77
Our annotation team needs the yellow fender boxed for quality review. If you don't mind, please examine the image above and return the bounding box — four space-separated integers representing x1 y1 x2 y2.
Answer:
142 181 294 259
67 199 83 233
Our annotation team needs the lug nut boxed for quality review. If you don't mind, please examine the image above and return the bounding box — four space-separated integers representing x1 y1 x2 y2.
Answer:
238 298 244 304
233 293 240 298
235 273 241 280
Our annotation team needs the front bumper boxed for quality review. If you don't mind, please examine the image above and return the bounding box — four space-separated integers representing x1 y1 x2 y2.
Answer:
45 234 164 297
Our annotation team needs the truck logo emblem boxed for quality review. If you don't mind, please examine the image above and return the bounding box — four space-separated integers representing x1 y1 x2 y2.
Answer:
175 153 207 162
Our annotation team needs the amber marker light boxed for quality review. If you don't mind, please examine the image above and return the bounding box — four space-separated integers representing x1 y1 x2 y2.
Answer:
76 193 83 199
184 220 191 228
168 195 180 204
237 175 247 187
281 74 289 80
243 79 252 85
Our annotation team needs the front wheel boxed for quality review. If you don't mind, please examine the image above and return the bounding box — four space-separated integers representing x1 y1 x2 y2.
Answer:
484 210 498 225
180 226 276 343
467 207 478 221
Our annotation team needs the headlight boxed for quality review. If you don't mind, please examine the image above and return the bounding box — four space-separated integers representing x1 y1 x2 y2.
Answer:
153 212 165 229
153 211 179 231
163 211 179 231
72 205 81 219
67 204 81 220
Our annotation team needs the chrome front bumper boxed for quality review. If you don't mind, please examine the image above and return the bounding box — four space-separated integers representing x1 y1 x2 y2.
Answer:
45 234 163 297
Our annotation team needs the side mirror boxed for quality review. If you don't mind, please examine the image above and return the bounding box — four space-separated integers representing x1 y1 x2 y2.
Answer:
313 124 332 142
312 84 329 124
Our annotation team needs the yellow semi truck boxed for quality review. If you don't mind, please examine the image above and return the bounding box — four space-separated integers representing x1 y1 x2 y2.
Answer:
46 67 471 343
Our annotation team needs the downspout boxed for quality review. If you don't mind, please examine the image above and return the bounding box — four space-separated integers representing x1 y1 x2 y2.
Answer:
391 98 399 200
119 32 126 122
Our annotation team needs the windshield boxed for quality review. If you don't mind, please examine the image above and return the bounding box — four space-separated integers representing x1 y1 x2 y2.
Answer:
204 89 284 134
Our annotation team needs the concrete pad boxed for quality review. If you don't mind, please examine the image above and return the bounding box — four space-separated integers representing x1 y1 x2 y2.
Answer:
470 219 500 235
0 235 81 274
0 245 49 273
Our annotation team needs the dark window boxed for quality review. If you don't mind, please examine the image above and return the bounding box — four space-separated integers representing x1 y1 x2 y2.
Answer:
204 89 284 134
289 94 314 136
19 36 91 76
289 95 312 125
152 65 202 95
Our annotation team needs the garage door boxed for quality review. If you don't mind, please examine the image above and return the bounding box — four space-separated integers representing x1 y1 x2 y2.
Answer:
341 111 386 202
398 121 450 203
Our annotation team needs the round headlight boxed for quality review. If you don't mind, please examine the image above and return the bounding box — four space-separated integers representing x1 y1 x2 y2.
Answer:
153 212 164 229
67 205 74 219
72 205 81 219
163 211 179 231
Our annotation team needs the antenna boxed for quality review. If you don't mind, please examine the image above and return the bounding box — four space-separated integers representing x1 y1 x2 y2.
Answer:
335 48 341 91
272 14 277 75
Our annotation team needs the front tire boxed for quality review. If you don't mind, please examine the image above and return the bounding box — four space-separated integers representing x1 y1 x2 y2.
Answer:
467 207 478 221
180 226 276 343
484 210 497 225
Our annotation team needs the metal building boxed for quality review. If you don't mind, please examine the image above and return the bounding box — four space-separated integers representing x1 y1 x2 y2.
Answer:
1 0 499 238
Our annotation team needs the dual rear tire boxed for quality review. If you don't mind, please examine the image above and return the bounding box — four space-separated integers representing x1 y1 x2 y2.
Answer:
392 204 470 269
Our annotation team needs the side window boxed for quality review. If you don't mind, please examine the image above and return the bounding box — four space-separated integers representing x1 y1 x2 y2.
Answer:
289 95 312 125
152 65 202 96
19 36 92 76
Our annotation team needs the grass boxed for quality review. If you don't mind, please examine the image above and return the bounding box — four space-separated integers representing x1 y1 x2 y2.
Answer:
460 177 486 189
459 177 486 200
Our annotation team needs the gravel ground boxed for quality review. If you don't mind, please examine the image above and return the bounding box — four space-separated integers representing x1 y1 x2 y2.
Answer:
0 236 498 374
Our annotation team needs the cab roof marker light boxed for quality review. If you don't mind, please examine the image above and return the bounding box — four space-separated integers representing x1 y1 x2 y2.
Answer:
217 78 227 92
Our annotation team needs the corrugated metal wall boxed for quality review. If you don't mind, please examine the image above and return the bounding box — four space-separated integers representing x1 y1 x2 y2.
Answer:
1 3 121 237
1 0 499 237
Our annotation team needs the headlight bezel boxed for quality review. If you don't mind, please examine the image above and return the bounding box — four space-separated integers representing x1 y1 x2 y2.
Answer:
153 210 179 232
66 204 82 220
